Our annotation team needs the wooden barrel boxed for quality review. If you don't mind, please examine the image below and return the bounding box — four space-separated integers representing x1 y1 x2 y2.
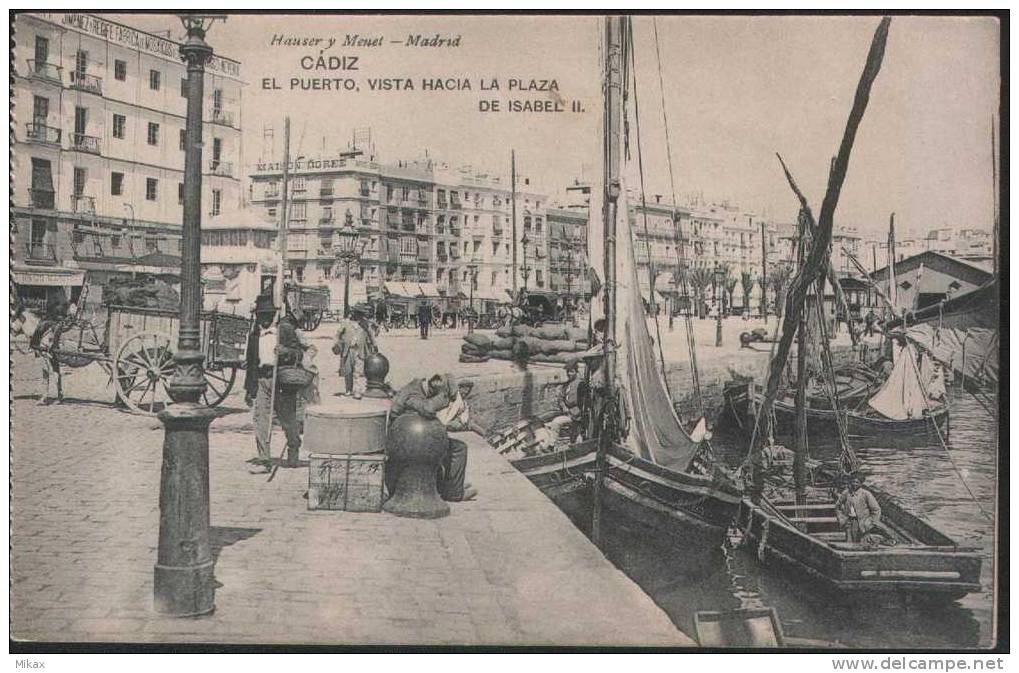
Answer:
303 397 390 455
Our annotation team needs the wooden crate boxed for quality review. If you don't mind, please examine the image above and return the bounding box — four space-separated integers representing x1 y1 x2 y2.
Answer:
307 453 386 512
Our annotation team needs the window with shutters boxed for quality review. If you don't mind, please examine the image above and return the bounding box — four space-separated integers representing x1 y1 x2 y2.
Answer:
114 60 126 81
113 114 126 139
73 167 87 197
147 122 159 146
149 69 161 90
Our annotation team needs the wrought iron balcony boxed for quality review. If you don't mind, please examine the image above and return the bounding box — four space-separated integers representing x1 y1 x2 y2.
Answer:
320 187 334 197
27 188 55 209
24 121 61 145
209 160 233 177
69 70 103 95
26 241 57 262
26 60 62 83
209 108 234 126
70 133 101 155
72 194 96 214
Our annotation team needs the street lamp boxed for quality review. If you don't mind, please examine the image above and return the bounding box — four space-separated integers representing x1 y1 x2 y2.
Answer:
467 258 478 334
713 263 724 347
521 232 530 290
154 13 225 618
337 208 366 318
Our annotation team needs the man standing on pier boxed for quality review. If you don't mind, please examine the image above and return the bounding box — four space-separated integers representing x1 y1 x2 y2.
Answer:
418 301 432 340
332 307 369 399
245 293 308 473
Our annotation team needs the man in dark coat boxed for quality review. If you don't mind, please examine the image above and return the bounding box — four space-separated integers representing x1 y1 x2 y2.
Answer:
417 301 432 339
244 293 307 472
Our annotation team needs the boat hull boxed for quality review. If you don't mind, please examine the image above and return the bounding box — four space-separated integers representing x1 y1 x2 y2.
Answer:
722 382 951 451
510 439 742 546
736 495 982 600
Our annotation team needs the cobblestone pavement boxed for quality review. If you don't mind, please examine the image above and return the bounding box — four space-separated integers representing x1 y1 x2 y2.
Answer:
10 346 690 646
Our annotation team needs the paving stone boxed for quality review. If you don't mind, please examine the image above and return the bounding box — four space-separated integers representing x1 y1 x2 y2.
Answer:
11 345 691 647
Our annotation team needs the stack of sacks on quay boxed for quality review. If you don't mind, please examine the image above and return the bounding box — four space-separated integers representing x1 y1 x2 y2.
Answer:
460 324 592 364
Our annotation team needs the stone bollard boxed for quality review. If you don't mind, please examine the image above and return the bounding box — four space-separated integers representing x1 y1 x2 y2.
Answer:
383 414 450 519
363 352 391 398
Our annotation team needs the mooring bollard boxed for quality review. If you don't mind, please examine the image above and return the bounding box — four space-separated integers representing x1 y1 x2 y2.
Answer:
383 414 450 519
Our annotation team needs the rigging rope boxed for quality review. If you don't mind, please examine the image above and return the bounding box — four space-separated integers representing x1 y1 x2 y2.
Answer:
626 20 674 405
901 345 994 522
652 16 705 416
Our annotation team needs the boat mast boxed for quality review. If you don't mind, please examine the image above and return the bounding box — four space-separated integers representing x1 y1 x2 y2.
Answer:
511 149 518 295
276 117 291 309
887 212 896 319
793 210 810 502
991 118 999 279
750 17 890 499
760 220 768 321
591 14 625 544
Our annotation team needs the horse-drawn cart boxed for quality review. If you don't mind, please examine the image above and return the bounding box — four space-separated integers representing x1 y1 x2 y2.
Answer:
45 305 249 415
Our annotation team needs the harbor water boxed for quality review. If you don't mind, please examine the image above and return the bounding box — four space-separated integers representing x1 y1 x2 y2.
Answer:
558 390 998 648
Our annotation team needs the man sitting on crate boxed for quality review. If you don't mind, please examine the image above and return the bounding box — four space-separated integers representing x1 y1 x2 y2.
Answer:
389 373 478 502
245 293 309 473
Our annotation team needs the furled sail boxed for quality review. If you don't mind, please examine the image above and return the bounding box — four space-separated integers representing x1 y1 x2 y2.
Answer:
867 343 929 420
606 180 700 471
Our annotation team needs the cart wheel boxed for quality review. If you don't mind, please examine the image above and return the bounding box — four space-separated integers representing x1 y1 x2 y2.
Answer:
114 333 174 415
202 367 237 407
310 312 323 331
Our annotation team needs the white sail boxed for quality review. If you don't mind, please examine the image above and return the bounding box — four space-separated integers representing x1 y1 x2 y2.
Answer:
867 343 929 420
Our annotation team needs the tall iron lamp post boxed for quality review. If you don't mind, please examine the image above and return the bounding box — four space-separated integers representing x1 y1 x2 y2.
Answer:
467 258 478 334
337 208 366 318
714 262 724 347
154 14 225 617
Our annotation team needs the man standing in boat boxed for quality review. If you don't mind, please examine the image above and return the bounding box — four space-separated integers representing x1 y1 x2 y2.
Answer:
835 473 882 543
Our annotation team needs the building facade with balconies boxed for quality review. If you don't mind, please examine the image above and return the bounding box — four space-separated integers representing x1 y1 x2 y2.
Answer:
248 155 547 311
12 12 243 305
546 207 590 299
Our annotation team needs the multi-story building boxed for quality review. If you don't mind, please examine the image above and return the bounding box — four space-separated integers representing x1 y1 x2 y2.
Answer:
546 207 590 298
12 12 243 306
247 154 547 312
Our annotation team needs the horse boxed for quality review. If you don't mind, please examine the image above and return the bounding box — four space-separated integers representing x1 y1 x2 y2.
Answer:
12 306 66 404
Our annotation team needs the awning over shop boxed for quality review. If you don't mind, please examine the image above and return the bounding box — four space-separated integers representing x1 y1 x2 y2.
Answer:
383 281 421 297
416 282 441 297
472 289 510 303
13 267 85 287
383 281 444 298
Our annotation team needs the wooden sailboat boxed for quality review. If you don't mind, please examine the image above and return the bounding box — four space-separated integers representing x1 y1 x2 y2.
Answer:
721 375 950 452
498 16 741 545
737 17 982 600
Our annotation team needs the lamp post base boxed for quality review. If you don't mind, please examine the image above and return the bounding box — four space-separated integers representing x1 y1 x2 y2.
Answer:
154 561 215 617
154 403 219 617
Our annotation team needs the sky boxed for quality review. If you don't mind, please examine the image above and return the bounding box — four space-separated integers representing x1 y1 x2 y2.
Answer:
113 13 1000 240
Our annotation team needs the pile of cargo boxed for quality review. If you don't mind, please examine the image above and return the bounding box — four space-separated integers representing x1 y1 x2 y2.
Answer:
460 324 592 364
